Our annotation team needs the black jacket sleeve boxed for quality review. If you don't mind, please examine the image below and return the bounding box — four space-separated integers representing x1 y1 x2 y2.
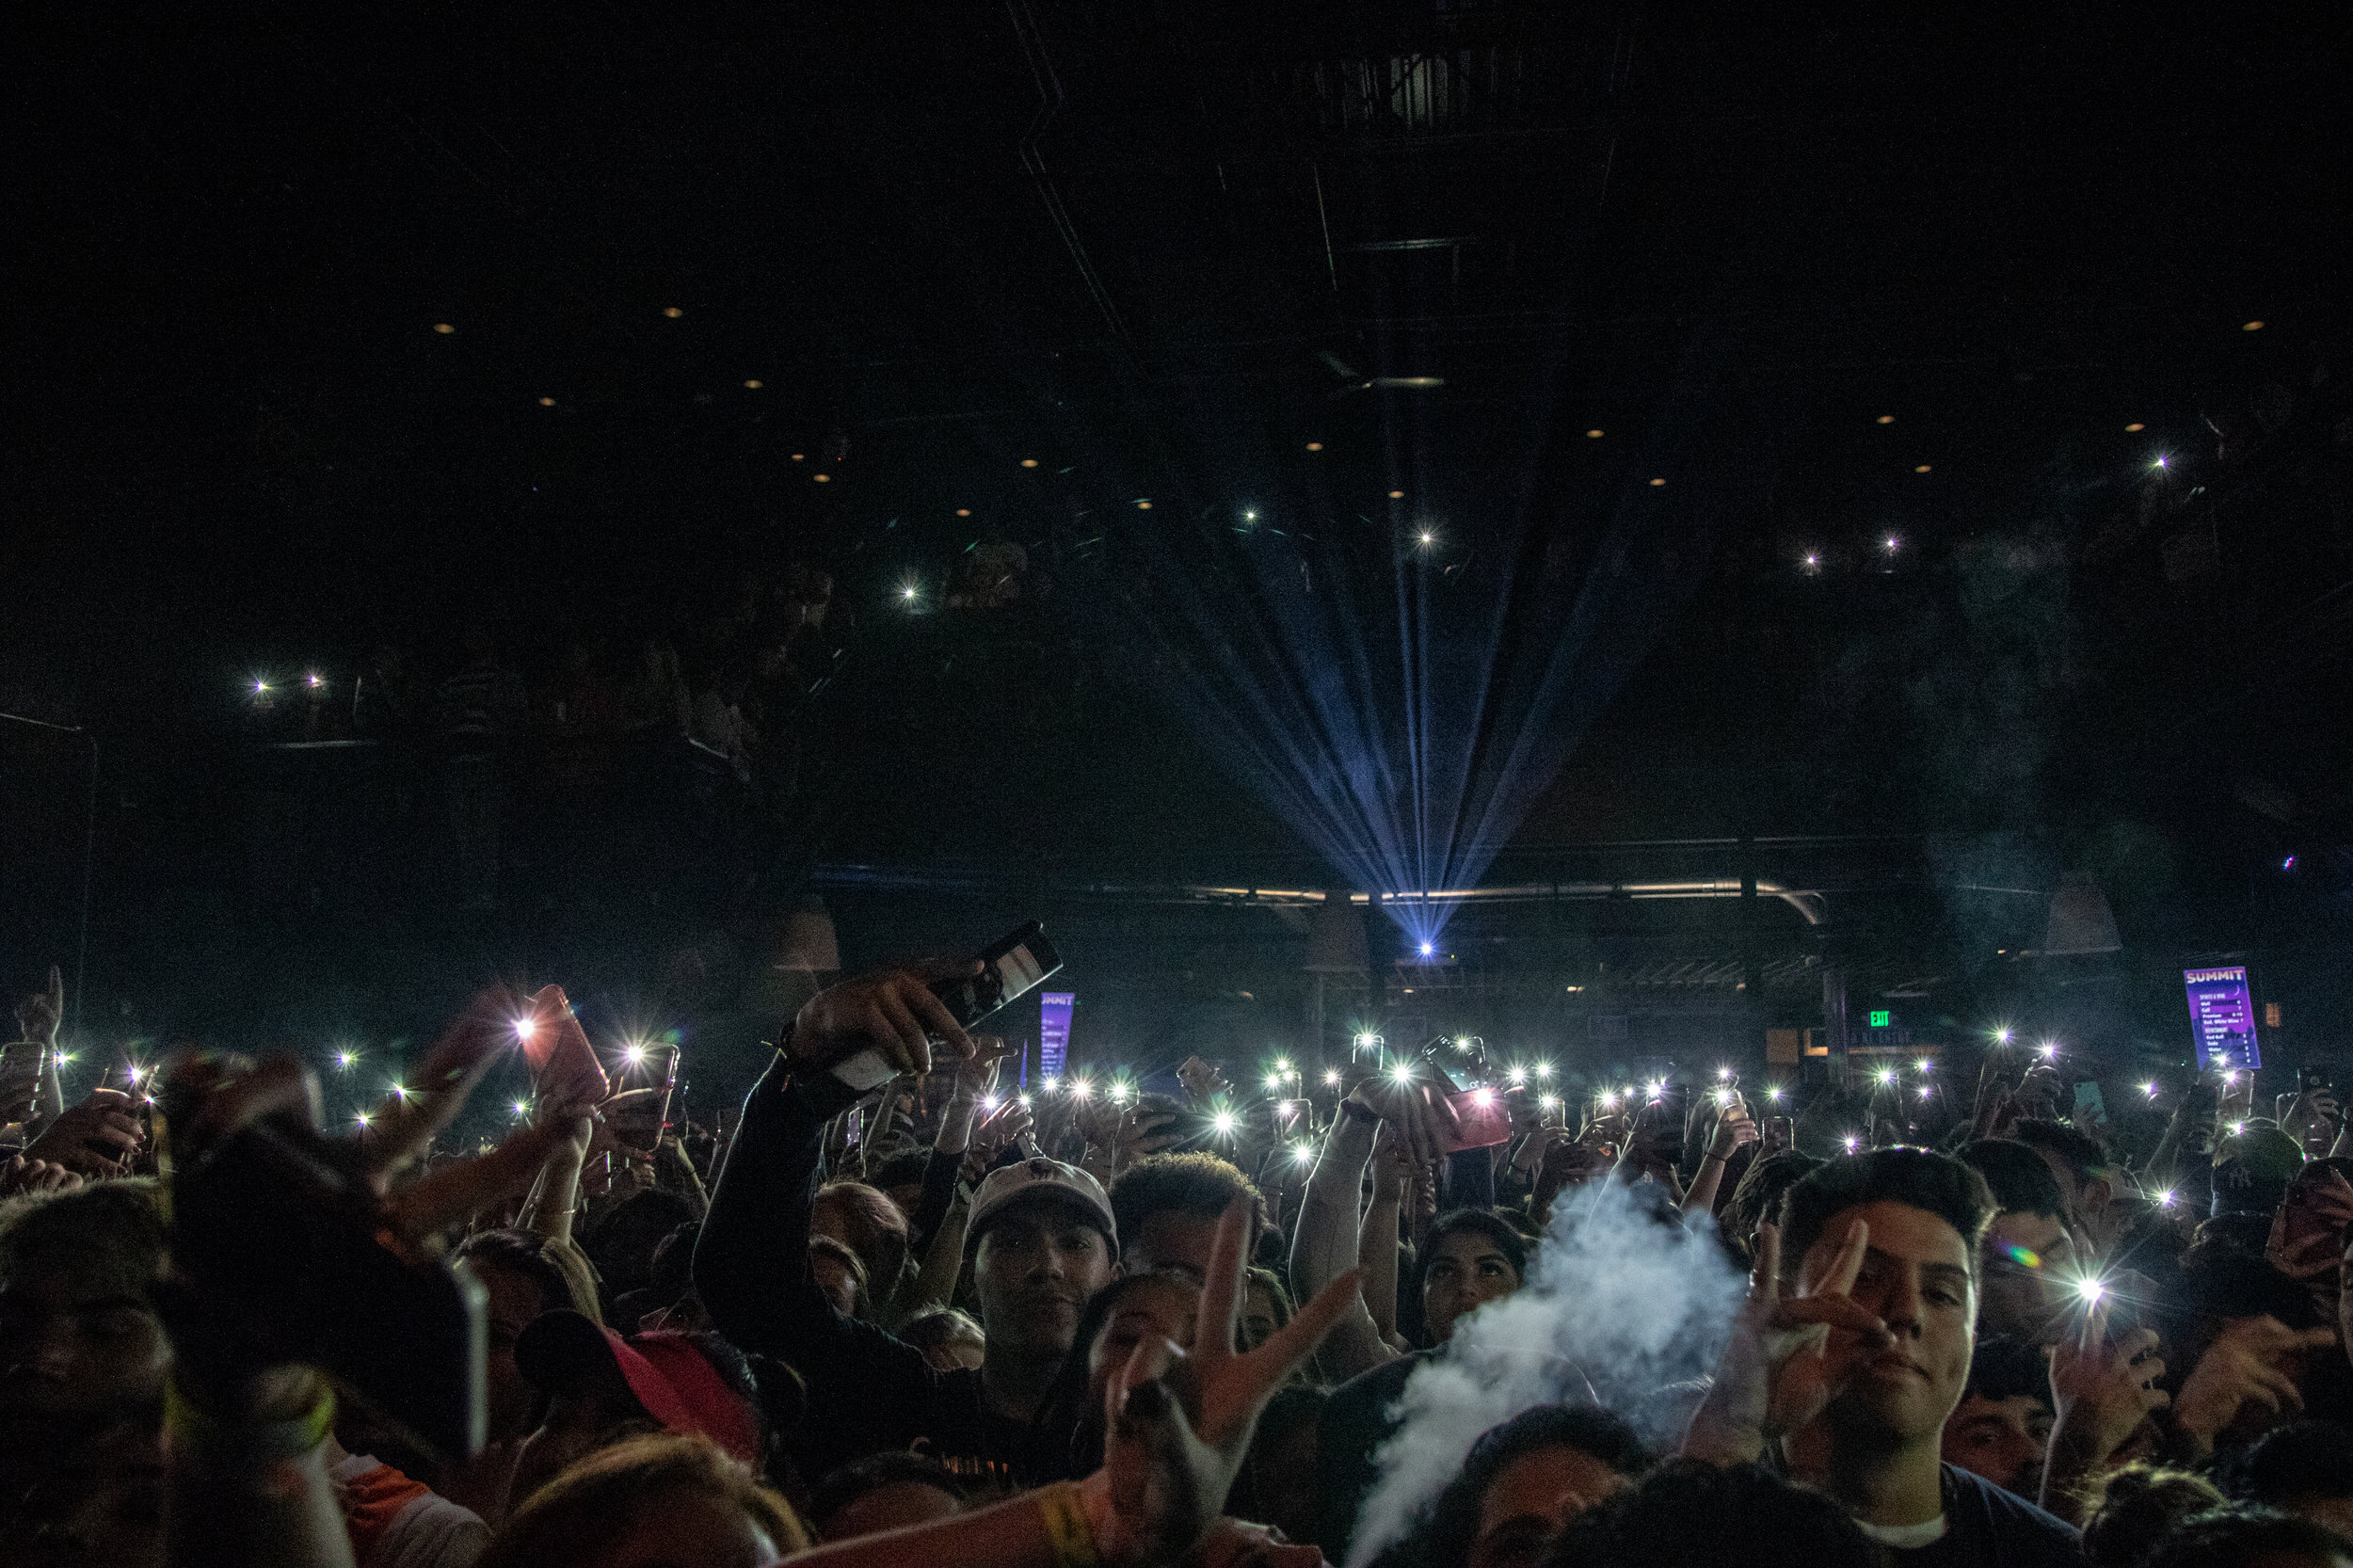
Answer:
692 1048 952 1469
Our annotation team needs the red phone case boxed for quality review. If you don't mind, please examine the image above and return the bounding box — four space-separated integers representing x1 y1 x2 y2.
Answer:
520 985 610 1109
1443 1088 1515 1152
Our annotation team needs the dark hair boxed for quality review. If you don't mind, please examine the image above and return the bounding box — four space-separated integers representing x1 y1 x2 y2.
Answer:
0 1179 164 1302
1426 1404 1653 1568
1962 1335 2053 1407
806 1451 968 1536
1723 1151 1823 1258
456 1229 577 1320
1109 1153 1262 1253
2179 1246 2326 1332
2008 1119 2111 1190
1229 1384 1329 1528
585 1189 697 1299
1777 1147 1994 1282
1032 1270 1202 1475
899 1306 984 1357
1958 1139 2068 1221
867 1150 930 1193
1415 1208 1530 1297
1547 1459 1880 1568
2217 1421 2353 1507
2080 1464 2227 1568
2142 1506 2353 1568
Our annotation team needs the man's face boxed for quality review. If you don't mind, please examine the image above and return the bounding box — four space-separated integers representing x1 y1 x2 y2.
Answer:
1978 1211 2074 1345
1242 1281 1278 1351
1127 1210 1224 1281
1941 1391 2053 1495
0 1260 169 1444
1465 1446 1629 1568
1423 1228 1522 1344
972 1200 1116 1358
1800 1199 1977 1443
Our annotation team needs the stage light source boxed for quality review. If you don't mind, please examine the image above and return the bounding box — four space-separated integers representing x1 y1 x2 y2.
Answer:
955 508 970 517
1136 500 1152 509
1417 940 1435 956
813 473 830 482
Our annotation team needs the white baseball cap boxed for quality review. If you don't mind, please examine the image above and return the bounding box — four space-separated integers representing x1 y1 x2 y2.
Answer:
969 1156 1117 1249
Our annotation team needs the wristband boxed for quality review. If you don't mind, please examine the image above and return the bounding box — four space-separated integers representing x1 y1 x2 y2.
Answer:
165 1376 336 1464
1036 1480 1101 1568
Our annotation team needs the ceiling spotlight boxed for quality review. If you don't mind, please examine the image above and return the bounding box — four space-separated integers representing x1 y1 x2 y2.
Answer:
744 379 763 390
662 306 683 318
1913 465 1932 473
955 507 971 517
2125 422 2145 432
2242 320 2265 331
813 473 830 482
1877 414 1896 424
538 395 557 407
1305 441 1323 451
1417 940 1435 955
1649 477 1667 487
1136 500 1152 509
1585 428 1605 439
432 323 455 334
1388 489 1404 499
1020 457 1039 467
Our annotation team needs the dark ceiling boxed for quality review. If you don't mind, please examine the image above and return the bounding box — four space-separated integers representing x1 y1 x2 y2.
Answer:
7 0 2353 1048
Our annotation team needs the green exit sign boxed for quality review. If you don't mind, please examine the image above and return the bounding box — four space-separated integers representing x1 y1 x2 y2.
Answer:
1867 1009 1892 1028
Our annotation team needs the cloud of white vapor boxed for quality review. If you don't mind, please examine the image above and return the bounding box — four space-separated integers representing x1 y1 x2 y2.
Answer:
1345 1180 1748 1567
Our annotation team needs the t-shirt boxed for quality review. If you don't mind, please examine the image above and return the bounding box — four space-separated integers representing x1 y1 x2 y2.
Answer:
1314 1351 1433 1561
1877 1465 2081 1568
334 1454 488 1568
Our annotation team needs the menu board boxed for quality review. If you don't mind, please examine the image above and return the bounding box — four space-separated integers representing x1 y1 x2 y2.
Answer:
2183 966 2263 1071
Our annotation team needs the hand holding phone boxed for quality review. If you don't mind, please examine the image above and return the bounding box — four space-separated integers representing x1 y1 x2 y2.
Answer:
820 923 1061 1090
520 985 609 1112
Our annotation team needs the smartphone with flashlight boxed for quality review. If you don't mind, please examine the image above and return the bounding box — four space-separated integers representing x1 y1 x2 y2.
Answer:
520 986 610 1110
831 921 1064 1093
1440 1088 1514 1153
611 1047 679 1152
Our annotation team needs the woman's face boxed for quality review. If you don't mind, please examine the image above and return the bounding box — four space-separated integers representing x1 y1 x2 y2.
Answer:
1086 1278 1198 1409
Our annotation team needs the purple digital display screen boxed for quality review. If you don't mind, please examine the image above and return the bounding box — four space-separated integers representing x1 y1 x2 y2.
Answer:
1038 991 1075 1080
2183 966 2263 1071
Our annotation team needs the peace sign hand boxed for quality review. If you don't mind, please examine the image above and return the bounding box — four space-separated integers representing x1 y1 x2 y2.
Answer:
1683 1217 1891 1462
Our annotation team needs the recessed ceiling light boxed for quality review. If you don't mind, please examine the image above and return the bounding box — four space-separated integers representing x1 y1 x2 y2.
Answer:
1585 428 1604 439
663 306 684 318
1020 458 1039 467
813 473 830 482
1876 414 1896 424
1137 499 1152 508
1914 464 1932 473
1388 489 1404 499
955 508 971 517
537 396 556 407
791 453 804 461
1649 477 1667 487
2242 320 2265 331
1305 441 1323 451
744 379 763 390
432 323 456 334
2125 423 2145 432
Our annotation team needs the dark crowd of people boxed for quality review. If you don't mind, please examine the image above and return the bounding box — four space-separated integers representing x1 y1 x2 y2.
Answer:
5 951 2353 1568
